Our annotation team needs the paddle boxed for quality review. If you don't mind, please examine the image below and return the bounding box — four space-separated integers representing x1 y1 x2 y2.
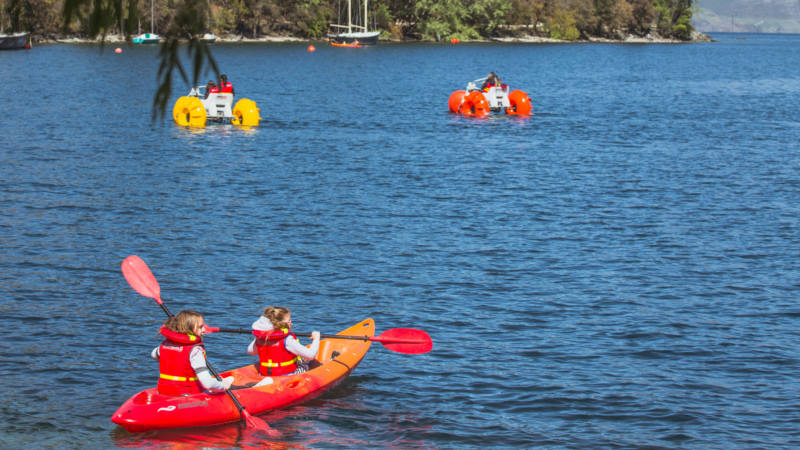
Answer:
205 327 433 354
121 255 273 433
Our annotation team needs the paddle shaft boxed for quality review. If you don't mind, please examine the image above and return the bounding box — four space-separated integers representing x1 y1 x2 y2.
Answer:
213 327 423 344
215 327 359 339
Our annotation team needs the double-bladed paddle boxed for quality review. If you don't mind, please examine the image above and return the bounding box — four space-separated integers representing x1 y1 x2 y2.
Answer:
206 327 433 354
121 255 273 432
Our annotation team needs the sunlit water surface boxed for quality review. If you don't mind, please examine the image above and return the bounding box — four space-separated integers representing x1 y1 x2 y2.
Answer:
1 33 799 448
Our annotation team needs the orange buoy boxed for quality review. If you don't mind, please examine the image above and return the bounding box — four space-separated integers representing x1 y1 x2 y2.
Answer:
448 90 467 113
459 91 490 117
451 37 460 44
506 90 532 115
307 45 316 52
115 47 122 54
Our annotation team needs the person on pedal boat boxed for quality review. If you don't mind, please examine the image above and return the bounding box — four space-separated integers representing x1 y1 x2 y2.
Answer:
248 306 320 376
482 72 503 91
151 310 234 396
204 80 219 99
218 74 234 95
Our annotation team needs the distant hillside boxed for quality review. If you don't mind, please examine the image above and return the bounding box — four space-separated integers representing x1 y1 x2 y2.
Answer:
694 0 800 33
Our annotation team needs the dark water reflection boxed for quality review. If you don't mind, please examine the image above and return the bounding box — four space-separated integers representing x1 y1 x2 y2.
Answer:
1 33 800 447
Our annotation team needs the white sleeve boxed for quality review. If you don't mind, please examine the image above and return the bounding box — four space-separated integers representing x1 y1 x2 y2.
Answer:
249 316 272 356
285 335 319 360
151 347 160 360
189 346 228 393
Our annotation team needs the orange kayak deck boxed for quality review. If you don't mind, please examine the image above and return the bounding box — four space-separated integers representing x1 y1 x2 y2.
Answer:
112 318 374 432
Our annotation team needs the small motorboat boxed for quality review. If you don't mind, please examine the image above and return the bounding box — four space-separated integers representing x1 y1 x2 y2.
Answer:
448 77 532 117
132 33 161 44
200 33 217 43
172 86 260 127
0 31 30 50
111 318 374 432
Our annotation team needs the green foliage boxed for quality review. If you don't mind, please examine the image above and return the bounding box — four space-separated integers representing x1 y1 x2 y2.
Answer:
548 7 579 40
371 2 393 29
413 0 478 41
290 0 332 38
467 0 511 35
653 0 694 39
628 0 655 34
211 7 237 33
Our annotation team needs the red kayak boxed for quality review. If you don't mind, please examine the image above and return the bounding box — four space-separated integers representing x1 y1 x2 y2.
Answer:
112 318 374 432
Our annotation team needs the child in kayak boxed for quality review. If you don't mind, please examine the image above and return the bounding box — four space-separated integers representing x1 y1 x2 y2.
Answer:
151 310 234 396
248 306 320 376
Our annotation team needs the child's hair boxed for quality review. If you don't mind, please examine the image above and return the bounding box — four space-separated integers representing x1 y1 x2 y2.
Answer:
163 310 204 335
262 306 291 329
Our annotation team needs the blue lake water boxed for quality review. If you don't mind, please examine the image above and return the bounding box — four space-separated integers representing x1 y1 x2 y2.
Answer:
1 33 799 448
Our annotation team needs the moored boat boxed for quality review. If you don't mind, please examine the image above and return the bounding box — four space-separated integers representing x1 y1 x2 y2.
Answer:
0 31 30 50
328 0 379 45
132 0 160 44
111 318 374 432
132 33 161 44
200 33 217 43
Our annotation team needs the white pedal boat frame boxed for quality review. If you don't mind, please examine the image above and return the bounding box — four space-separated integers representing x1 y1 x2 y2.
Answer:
466 78 511 112
188 86 234 122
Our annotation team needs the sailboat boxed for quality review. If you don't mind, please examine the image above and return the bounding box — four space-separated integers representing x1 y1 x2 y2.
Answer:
328 0 379 45
132 0 161 44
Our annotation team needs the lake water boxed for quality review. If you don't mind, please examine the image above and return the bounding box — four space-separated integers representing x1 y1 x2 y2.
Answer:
1 33 799 448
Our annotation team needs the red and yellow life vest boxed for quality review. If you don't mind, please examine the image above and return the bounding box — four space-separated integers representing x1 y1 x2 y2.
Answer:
253 328 299 376
157 327 205 396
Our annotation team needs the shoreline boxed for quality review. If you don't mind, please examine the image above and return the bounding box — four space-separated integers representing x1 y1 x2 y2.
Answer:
44 31 713 45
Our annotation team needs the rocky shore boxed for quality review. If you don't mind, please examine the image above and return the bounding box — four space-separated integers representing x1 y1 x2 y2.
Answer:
41 31 713 45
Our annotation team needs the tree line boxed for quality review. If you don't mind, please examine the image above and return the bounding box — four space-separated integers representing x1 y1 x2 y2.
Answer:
2 0 696 41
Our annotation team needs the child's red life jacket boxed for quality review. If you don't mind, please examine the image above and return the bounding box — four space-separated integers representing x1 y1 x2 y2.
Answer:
157 327 205 396
253 328 299 376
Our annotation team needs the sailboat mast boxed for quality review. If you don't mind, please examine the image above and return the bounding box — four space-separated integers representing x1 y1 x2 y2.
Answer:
151 0 155 34
347 0 352 33
364 0 368 31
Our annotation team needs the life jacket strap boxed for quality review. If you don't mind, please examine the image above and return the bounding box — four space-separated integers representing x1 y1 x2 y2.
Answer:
160 373 198 382
260 357 299 368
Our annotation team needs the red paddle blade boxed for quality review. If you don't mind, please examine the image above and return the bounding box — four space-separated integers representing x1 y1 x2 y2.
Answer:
373 328 433 354
242 409 280 437
121 255 162 303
